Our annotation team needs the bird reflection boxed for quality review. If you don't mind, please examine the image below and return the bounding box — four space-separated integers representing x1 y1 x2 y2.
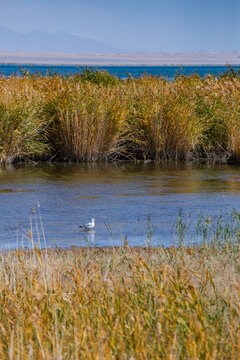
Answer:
86 230 95 246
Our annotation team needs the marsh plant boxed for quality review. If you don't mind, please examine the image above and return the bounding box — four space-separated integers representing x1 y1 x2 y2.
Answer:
46 82 127 161
172 208 240 247
0 97 49 163
1 68 240 163
0 243 239 358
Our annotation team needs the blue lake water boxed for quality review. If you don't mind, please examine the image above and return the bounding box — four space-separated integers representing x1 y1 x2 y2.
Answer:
1 64 240 79
0 163 240 250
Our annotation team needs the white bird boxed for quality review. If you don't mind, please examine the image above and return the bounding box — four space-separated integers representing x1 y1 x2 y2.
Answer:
79 218 95 230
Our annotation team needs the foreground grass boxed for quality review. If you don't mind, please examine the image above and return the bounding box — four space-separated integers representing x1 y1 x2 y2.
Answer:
0 245 239 359
1 68 240 163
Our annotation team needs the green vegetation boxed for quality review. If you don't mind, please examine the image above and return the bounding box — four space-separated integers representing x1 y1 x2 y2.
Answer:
1 68 240 163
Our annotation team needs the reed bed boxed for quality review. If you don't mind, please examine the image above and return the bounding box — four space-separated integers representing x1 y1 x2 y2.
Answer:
1 68 240 163
0 244 239 359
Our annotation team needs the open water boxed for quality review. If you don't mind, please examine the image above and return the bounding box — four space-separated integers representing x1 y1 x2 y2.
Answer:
1 64 240 79
0 163 240 249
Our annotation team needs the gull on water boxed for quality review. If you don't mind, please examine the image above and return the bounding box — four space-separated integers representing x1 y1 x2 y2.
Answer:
79 218 95 230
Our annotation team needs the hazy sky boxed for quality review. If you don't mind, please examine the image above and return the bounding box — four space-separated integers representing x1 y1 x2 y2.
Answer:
0 0 239 51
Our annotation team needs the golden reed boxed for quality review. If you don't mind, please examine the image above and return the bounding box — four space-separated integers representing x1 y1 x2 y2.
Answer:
0 70 240 163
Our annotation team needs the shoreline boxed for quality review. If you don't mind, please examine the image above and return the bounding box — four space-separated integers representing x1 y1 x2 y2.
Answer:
0 244 230 256
2 62 240 67
0 50 240 66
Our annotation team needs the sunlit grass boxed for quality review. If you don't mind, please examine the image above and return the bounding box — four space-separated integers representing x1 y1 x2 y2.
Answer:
0 89 49 164
0 244 239 359
45 82 127 161
1 68 240 163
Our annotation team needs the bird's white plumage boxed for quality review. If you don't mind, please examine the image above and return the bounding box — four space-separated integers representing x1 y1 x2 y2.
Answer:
79 218 95 230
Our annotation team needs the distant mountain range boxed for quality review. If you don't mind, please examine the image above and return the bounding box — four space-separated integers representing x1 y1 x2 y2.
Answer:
0 26 116 53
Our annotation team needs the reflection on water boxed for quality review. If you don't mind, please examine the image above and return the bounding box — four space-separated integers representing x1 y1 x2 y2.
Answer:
0 162 240 249
74 195 100 200
0 189 33 193
82 230 96 246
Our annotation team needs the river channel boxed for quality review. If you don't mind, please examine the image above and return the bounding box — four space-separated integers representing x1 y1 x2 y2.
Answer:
0 162 240 249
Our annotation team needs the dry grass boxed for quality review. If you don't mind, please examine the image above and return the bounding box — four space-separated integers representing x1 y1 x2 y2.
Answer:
45 81 127 161
0 76 49 163
124 77 203 160
0 244 239 359
1 70 240 163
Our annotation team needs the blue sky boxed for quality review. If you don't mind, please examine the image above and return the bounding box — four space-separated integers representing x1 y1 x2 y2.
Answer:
0 0 239 52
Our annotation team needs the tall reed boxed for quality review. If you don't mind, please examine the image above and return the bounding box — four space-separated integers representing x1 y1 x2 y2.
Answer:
0 75 49 163
124 77 203 160
0 245 239 359
45 82 127 160
1 69 240 163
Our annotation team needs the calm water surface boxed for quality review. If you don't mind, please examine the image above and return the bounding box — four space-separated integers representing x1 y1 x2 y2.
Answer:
0 163 240 249
1 65 240 79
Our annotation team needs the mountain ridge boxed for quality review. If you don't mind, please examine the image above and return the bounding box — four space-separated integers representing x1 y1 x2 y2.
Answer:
0 26 116 53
